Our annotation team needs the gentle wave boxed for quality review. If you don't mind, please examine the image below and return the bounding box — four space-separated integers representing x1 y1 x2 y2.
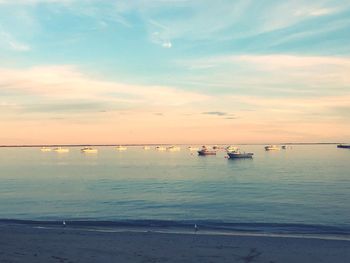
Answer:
1 219 349 239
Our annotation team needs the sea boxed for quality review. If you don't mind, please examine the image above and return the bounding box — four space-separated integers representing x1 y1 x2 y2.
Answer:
0 144 349 238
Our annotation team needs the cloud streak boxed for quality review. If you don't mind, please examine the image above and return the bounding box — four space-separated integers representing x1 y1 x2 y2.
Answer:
0 28 30 51
0 65 210 115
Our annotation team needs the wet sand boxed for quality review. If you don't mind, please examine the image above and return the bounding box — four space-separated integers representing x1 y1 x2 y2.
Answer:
0 223 349 263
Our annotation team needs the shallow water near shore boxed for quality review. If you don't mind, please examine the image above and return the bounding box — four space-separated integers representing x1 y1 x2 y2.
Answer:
0 145 349 236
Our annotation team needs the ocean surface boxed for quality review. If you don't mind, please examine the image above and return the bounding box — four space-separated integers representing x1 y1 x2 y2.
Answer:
0 145 349 236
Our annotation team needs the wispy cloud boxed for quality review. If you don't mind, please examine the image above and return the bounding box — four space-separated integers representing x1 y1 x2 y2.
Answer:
202 111 228 116
0 65 209 115
0 28 30 51
151 31 172 48
177 54 350 98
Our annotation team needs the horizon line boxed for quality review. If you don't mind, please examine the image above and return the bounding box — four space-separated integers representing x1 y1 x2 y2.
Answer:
0 142 346 148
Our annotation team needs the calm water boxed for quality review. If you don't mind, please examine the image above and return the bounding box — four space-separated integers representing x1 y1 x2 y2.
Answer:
0 145 349 232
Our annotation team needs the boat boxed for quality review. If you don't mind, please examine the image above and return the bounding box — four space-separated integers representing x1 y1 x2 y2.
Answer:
40 147 52 152
188 146 199 151
81 147 98 153
337 144 350 149
227 150 253 159
212 145 224 150
264 145 280 151
155 146 166 151
167 146 180 151
53 147 69 153
198 146 216 156
115 145 127 151
143 146 151 150
281 145 287 149
226 145 238 152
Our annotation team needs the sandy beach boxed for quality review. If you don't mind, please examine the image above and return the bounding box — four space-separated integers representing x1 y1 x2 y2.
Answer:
0 223 349 263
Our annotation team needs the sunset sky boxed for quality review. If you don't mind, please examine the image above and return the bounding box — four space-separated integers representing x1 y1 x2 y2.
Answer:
0 0 349 145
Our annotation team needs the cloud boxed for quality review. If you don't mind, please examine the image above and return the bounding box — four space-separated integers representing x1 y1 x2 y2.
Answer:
151 29 172 48
112 0 350 45
0 28 30 51
0 0 73 4
202 111 228 116
294 7 337 17
177 54 350 97
0 65 210 115
162 41 172 48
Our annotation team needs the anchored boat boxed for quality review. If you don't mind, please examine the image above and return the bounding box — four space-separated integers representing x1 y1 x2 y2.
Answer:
265 145 280 151
198 146 216 156
337 144 350 149
81 147 98 153
226 145 238 152
115 145 127 151
188 146 199 151
167 146 181 152
53 147 69 153
155 146 166 151
227 150 254 159
40 147 52 152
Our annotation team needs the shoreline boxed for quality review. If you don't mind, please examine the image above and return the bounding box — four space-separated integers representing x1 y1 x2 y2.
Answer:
0 223 349 263
1 220 349 241
0 142 344 148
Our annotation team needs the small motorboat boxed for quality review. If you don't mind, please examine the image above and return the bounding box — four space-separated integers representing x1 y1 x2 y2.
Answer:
53 147 69 153
167 146 181 151
155 146 166 151
81 147 98 153
265 145 280 151
281 145 287 149
115 145 127 151
40 147 52 152
198 146 216 156
226 145 238 152
188 146 199 151
227 150 253 159
337 144 350 149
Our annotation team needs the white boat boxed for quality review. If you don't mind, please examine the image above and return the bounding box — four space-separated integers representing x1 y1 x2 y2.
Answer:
115 145 127 151
167 146 181 151
40 147 52 152
81 147 98 153
188 146 199 151
155 146 166 151
198 146 216 156
53 147 69 153
265 145 280 151
143 146 151 150
226 145 238 152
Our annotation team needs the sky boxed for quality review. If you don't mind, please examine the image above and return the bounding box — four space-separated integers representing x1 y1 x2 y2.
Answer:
0 0 350 145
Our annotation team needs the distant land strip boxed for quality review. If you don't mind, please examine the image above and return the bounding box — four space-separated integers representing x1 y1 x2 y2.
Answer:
0 143 344 148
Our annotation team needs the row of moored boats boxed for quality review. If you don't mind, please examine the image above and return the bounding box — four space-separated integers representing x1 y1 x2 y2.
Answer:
40 143 349 157
40 145 197 153
197 145 285 159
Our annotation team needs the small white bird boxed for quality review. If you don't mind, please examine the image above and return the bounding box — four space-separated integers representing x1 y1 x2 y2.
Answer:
194 224 198 232
63 221 66 227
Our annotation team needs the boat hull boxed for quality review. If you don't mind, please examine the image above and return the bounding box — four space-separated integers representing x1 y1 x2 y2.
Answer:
265 146 280 151
337 144 350 148
198 150 216 156
228 152 253 159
